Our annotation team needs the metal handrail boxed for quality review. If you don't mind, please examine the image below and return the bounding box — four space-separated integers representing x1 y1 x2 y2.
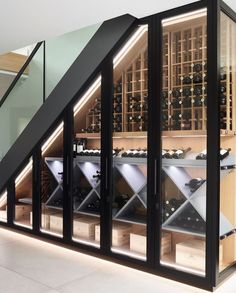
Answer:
0 41 43 108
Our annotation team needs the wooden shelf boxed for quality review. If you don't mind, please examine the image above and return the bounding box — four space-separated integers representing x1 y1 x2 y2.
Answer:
76 129 236 139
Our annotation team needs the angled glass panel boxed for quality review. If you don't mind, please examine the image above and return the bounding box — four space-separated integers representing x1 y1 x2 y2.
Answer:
112 25 148 260
160 9 207 276
0 189 7 222
40 122 64 237
14 157 33 228
219 11 236 273
72 76 101 247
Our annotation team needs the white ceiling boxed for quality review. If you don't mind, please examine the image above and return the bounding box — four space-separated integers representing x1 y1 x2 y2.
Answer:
0 0 235 54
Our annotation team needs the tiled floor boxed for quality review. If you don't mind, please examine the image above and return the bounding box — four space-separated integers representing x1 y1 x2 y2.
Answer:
0 228 235 293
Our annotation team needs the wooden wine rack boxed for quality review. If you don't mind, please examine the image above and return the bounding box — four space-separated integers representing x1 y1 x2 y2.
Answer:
77 18 235 137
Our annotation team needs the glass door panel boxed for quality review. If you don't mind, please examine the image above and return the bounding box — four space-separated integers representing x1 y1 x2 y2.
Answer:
72 76 101 247
219 11 236 272
0 189 7 222
111 25 148 260
160 9 207 276
14 157 33 228
40 122 64 237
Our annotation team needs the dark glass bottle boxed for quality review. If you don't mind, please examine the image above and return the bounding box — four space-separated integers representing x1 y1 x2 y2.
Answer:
220 85 226 93
113 123 122 132
194 96 203 107
172 98 181 109
183 76 192 84
182 111 191 120
182 96 192 108
193 63 202 72
115 83 122 93
193 73 202 83
113 115 122 123
172 89 181 98
182 87 191 96
196 149 207 160
114 103 122 113
114 94 122 103
220 94 226 105
193 86 202 96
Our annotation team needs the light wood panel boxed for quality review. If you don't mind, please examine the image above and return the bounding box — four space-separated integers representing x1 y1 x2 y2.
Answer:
0 52 29 74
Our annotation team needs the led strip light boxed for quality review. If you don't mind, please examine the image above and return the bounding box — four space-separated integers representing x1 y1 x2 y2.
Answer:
162 8 207 26
113 25 148 69
41 122 64 155
15 158 33 187
73 76 101 116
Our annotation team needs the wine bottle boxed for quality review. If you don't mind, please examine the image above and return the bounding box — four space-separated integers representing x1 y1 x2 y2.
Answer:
220 111 226 119
73 139 78 158
161 91 168 99
185 178 206 192
133 102 142 111
171 111 181 120
129 95 140 102
183 76 192 84
114 103 122 113
162 149 169 158
113 115 122 123
182 87 191 97
172 89 181 98
163 149 177 159
220 94 226 105
93 124 100 133
172 98 181 109
134 115 142 122
113 123 122 132
220 148 231 160
182 96 192 108
172 147 191 159
113 94 122 103
220 85 226 93
142 102 148 111
194 96 203 107
196 149 207 160
161 97 168 109
220 71 226 81
181 121 191 130
182 111 191 120
171 120 181 130
115 83 122 93
193 73 202 83
193 63 202 72
193 86 202 96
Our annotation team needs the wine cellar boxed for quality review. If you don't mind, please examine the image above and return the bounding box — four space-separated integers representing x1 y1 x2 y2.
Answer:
0 1 236 291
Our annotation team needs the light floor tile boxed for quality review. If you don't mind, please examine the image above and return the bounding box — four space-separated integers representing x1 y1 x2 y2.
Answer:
0 266 50 293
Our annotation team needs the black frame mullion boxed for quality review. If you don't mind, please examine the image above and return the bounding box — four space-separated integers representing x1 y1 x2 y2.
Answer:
206 0 221 287
7 180 14 226
63 109 73 242
147 15 162 268
101 59 113 254
33 149 41 233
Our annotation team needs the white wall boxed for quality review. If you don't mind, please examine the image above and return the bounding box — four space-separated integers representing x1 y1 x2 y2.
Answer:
0 0 202 54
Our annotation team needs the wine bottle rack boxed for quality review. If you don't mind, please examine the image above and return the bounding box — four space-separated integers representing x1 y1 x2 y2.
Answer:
162 17 235 134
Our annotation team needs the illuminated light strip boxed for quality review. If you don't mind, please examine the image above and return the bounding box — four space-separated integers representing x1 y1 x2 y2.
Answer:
40 228 63 238
73 76 101 116
0 190 7 207
111 247 146 261
14 221 33 230
15 158 33 187
160 260 205 276
162 8 207 26
113 25 148 68
41 122 64 155
72 237 100 248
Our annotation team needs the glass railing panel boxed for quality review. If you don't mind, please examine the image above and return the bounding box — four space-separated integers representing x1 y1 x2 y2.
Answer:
0 44 44 160
45 23 101 98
